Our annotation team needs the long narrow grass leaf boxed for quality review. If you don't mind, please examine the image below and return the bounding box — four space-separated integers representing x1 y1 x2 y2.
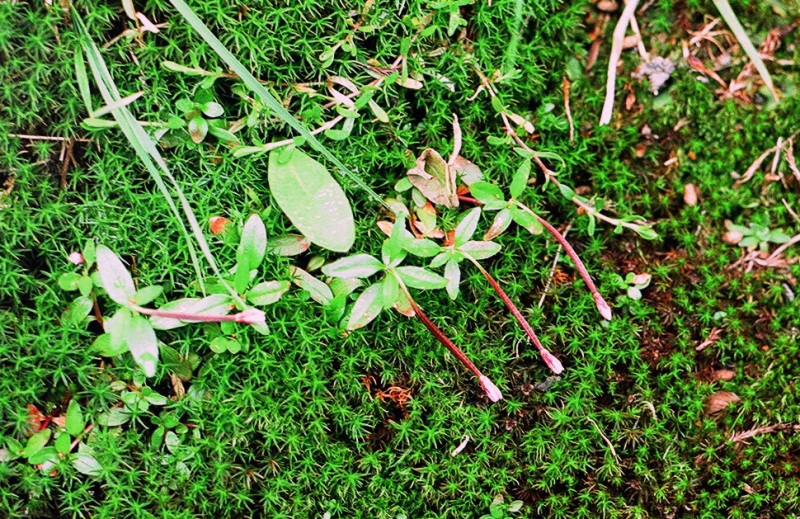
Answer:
166 0 385 206
713 0 778 101
73 11 241 302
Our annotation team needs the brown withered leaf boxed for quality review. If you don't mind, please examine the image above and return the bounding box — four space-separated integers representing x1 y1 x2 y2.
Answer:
449 155 483 185
704 391 740 416
408 149 459 208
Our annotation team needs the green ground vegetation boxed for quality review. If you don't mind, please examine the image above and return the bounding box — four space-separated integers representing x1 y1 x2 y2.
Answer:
1 0 800 517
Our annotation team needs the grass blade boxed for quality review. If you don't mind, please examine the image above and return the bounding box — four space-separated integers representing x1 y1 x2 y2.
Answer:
166 0 385 206
713 0 778 101
73 12 242 302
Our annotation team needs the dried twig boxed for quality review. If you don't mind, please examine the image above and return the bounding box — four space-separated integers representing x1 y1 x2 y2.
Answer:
587 417 622 473
539 223 571 308
725 423 800 445
600 0 641 125
563 78 574 145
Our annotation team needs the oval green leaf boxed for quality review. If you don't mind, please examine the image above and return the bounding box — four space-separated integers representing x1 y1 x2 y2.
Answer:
96 245 136 306
346 283 384 330
268 148 355 252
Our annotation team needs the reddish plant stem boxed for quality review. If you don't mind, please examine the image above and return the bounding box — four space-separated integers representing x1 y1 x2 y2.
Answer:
129 305 263 324
392 273 502 401
410 301 482 378
467 258 546 352
466 256 563 374
512 201 612 320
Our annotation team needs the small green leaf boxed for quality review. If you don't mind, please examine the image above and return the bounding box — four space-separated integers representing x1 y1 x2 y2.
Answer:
587 215 596 236
368 99 389 122
22 430 51 459
454 207 482 247
210 336 238 354
484 208 513 240
290 266 334 305
329 277 363 298
65 400 85 437
491 96 506 113
247 280 291 306
469 182 505 204
511 207 543 234
201 101 224 118
394 177 413 192
444 260 461 300
460 241 502 260
402 237 441 258
59 272 84 291
62 296 93 327
558 183 575 200
381 275 400 309
82 240 96 268
96 245 136 306
510 159 531 199
267 234 310 256
133 285 163 306
188 116 209 143
383 213 408 266
396 267 448 290
322 254 384 279
151 426 166 450
29 446 57 466
635 225 658 240
92 333 127 357
99 408 132 427
346 283 385 330
78 276 94 297
128 313 159 377
54 433 72 455
268 149 355 252
207 124 239 143
73 452 103 477
238 213 268 270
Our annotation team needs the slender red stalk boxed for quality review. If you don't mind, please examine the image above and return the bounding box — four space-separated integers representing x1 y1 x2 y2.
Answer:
397 281 502 402
129 304 265 325
512 201 612 321
466 256 563 374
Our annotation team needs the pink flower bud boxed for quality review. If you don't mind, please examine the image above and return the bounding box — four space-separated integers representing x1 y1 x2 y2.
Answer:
540 350 564 374
67 252 85 265
594 293 613 321
479 375 503 402
234 308 266 326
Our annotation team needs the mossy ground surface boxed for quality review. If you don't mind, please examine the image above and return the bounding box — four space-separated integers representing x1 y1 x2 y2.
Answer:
2 0 800 517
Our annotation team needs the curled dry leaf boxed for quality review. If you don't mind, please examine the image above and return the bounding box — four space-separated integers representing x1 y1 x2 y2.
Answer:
704 391 740 416
449 155 483 185
407 149 459 208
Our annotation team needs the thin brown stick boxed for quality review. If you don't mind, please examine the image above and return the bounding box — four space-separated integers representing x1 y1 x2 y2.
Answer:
60 138 74 190
539 223 571 308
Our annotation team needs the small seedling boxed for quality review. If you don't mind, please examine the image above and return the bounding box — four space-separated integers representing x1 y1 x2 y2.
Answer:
610 272 653 302
171 89 237 144
724 219 792 252
480 494 525 519
3 400 99 477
